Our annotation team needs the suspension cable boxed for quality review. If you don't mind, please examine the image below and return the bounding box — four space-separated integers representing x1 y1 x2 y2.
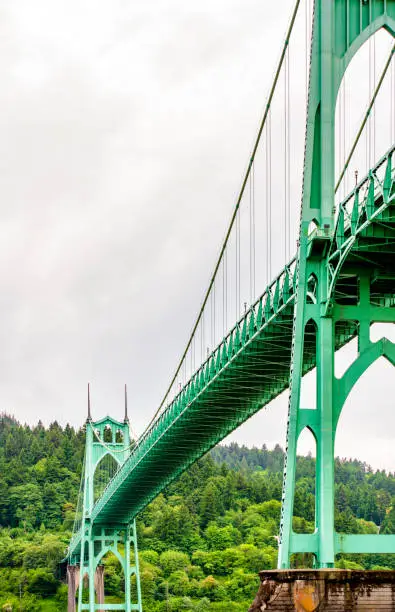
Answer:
252 161 256 300
267 114 272 281
142 0 302 433
391 57 394 143
335 42 395 193
284 45 291 260
343 73 346 199
249 161 256 303
236 211 240 319
288 48 291 253
72 454 86 537
373 34 376 164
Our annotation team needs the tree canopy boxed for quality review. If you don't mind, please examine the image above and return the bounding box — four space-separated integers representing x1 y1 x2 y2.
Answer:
1 414 395 610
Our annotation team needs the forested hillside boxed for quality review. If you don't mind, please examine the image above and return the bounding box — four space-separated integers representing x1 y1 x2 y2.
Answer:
1 414 395 611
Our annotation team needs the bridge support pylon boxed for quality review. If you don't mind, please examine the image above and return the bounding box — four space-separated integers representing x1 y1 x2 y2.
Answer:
72 521 141 612
67 396 143 611
278 0 395 568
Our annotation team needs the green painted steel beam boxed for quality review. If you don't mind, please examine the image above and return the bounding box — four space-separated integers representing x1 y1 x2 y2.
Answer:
335 535 395 555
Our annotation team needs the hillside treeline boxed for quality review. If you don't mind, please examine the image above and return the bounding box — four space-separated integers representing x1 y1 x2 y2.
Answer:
1 414 395 610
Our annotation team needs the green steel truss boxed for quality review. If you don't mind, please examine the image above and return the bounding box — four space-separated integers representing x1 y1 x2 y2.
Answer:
68 0 395 598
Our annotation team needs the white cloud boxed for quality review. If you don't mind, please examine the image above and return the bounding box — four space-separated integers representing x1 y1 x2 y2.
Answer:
1 0 395 472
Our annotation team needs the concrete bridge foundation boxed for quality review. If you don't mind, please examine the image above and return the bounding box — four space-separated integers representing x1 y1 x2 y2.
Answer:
67 565 105 612
249 569 395 611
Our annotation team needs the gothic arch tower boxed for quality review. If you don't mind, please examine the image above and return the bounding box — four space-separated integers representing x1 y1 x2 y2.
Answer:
68 395 142 612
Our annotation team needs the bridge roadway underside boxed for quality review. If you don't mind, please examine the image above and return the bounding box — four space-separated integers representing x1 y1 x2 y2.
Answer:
91 301 357 527
89 195 395 531
66 152 395 561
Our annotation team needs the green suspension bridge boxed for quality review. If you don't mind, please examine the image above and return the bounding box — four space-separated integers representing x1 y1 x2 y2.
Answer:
67 0 395 609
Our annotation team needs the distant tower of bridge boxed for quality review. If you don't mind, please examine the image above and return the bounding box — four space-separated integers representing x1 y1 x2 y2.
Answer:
67 385 142 611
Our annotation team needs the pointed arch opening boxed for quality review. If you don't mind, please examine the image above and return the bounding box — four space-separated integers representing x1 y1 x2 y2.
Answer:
306 274 318 305
103 426 113 443
291 426 316 568
370 322 395 344
100 550 126 605
300 319 317 410
308 219 319 237
115 429 124 444
76 568 89 606
94 454 119 504
335 357 395 548
293 427 316 531
334 320 359 378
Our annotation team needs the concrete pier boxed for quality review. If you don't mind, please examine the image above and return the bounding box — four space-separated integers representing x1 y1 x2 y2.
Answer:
249 569 395 611
67 566 80 612
67 565 105 611
94 565 105 611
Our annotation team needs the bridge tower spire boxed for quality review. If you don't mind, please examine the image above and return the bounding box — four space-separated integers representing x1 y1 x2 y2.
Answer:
67 397 142 612
278 0 395 568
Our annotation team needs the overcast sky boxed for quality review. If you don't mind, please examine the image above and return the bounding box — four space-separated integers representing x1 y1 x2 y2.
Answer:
1 0 395 471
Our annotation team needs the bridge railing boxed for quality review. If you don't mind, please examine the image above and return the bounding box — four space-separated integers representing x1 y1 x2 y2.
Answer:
134 258 296 439
333 145 395 251
89 256 297 522
129 147 395 476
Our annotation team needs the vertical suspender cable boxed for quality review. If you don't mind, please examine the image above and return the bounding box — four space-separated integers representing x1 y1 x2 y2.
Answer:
365 92 369 174
200 312 206 363
287 47 290 259
249 161 256 303
222 255 225 337
337 81 341 192
211 287 213 349
284 45 291 260
373 34 376 163
392 59 395 143
266 115 272 283
265 124 269 284
254 163 256 299
249 165 254 304
236 213 239 320
210 289 213 350
237 210 241 317
284 50 288 263
336 43 395 192
224 249 228 332
305 0 312 110
213 281 216 346
391 59 394 144
269 114 272 280
369 36 372 167
147 0 302 428
343 75 346 198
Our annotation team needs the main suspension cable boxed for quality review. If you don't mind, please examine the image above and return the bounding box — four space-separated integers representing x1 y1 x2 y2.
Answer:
142 0 302 434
